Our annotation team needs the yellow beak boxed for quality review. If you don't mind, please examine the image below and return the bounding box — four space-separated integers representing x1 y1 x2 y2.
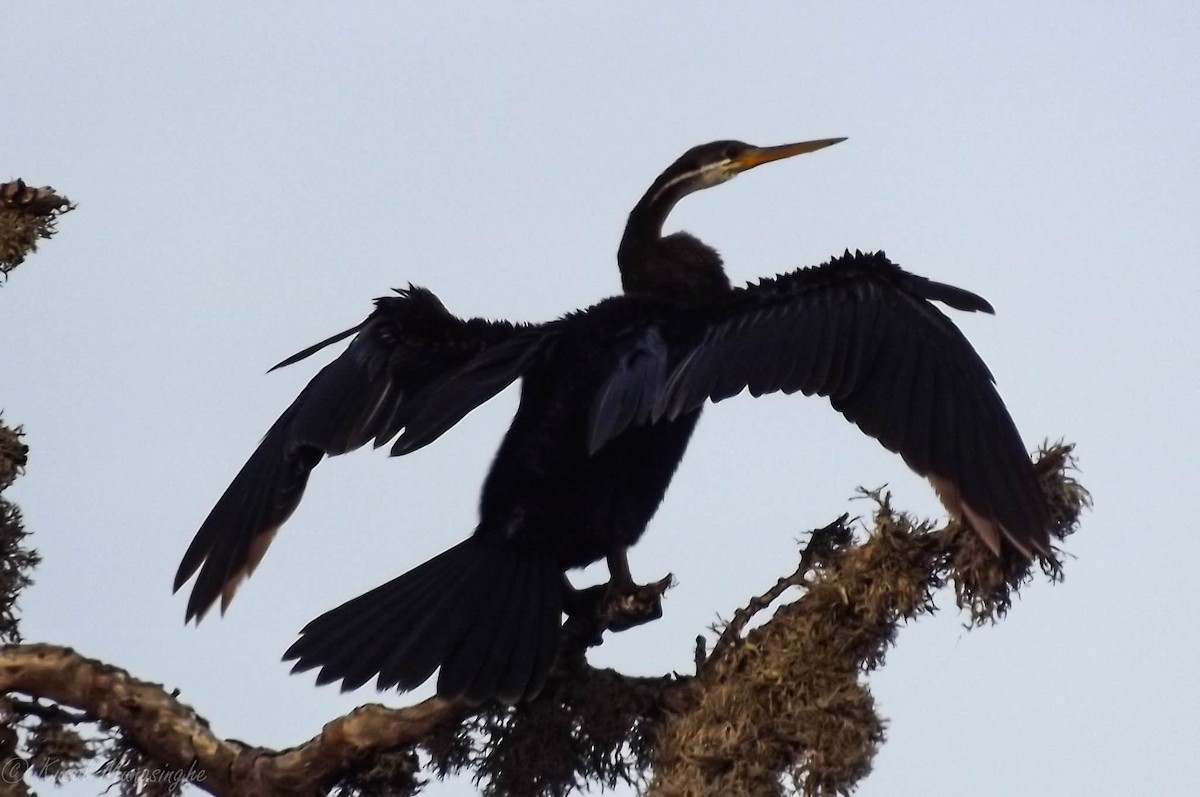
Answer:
733 137 847 172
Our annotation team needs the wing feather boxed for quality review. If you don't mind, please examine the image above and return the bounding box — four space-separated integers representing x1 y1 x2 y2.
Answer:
175 288 544 621
586 327 669 455
591 250 1051 558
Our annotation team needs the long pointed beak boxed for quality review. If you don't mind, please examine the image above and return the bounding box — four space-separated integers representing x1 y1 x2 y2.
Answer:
734 137 847 172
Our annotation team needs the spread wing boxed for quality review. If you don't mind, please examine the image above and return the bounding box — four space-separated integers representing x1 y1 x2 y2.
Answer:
589 250 1051 558
175 287 545 621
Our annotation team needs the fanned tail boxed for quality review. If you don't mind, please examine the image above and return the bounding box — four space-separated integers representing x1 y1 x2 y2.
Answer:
283 539 563 705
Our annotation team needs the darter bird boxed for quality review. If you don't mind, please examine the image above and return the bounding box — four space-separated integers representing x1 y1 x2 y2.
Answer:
175 137 1051 705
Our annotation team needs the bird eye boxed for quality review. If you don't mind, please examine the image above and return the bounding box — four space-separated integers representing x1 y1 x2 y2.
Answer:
723 145 740 161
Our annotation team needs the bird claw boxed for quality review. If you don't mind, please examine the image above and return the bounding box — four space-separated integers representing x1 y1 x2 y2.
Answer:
602 573 673 632
561 573 674 649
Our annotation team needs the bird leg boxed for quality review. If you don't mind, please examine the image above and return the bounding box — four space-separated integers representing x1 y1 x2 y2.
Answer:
561 548 673 650
601 548 672 632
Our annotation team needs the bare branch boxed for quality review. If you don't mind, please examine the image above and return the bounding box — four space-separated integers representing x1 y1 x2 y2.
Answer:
705 514 852 668
0 644 469 796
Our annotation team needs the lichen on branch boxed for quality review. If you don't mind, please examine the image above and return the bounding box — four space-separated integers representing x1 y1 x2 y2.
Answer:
0 180 74 280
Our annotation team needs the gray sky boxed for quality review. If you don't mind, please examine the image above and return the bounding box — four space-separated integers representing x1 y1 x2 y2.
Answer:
3 3 1198 795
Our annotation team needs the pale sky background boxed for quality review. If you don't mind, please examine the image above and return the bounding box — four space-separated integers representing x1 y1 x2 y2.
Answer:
3 4 1199 796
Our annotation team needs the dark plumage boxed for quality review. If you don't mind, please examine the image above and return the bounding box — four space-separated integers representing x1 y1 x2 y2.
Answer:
175 137 1050 705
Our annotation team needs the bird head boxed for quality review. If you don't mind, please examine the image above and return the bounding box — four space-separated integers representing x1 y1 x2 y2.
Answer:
661 137 847 196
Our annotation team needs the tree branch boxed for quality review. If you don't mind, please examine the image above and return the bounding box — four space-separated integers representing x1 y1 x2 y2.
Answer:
0 444 1087 796
0 644 470 796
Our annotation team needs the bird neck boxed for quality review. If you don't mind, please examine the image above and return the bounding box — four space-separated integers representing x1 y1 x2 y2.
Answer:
618 181 731 301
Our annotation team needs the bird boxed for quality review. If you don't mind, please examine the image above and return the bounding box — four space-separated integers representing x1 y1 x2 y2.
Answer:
174 137 1051 706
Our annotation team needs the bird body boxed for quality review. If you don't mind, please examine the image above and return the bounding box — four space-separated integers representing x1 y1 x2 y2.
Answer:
268 296 708 702
477 296 704 568
176 137 1051 705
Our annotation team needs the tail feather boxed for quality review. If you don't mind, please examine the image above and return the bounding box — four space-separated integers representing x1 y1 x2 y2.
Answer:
341 557 488 692
527 567 564 701
307 551 477 689
381 547 507 691
500 555 562 703
494 559 552 704
285 539 562 705
469 568 529 702
437 555 526 702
